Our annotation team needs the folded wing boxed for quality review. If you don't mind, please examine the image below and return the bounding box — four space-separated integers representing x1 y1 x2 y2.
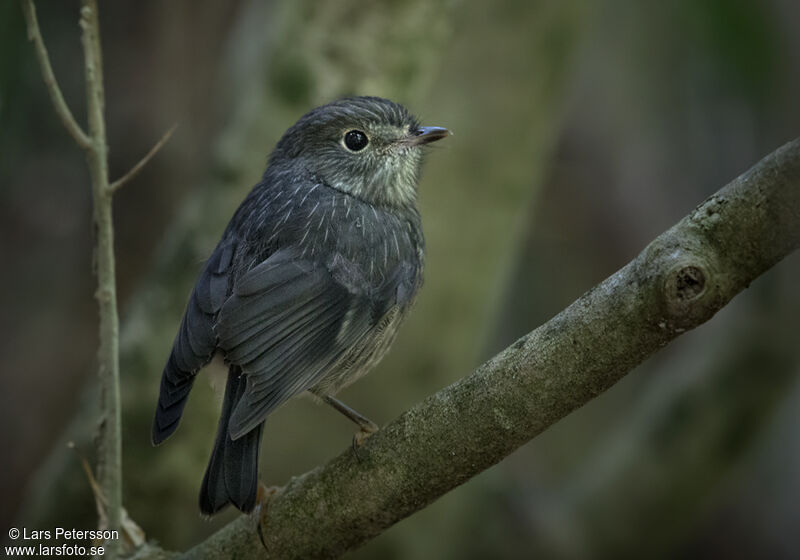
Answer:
152 240 236 444
216 249 380 440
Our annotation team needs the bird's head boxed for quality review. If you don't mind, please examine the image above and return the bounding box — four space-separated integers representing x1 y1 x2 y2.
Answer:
271 96 449 210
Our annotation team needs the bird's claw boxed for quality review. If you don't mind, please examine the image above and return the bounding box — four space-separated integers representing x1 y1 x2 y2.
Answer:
351 424 378 461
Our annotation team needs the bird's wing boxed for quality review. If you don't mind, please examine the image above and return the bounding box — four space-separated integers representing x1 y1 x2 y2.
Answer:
215 249 391 440
153 239 235 443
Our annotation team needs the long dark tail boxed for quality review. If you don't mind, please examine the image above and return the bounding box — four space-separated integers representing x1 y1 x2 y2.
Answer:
199 367 264 515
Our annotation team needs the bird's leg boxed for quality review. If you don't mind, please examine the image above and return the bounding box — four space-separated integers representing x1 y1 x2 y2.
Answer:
323 395 378 453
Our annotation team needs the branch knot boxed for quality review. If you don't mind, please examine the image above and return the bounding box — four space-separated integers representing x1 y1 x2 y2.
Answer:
673 265 706 301
660 253 717 328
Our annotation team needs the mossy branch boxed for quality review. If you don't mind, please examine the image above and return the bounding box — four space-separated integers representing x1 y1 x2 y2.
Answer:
165 140 800 558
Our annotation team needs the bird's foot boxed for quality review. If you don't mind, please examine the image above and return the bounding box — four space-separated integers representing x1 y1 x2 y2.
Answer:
321 394 379 461
255 482 279 550
351 421 379 461
256 482 279 508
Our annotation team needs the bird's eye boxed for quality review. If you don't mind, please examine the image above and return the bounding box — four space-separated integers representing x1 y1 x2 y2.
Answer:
343 130 369 152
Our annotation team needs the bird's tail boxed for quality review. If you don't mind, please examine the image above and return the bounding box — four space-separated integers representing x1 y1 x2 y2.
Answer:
199 366 264 515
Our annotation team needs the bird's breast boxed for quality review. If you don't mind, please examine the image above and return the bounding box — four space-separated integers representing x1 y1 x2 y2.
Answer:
279 183 423 286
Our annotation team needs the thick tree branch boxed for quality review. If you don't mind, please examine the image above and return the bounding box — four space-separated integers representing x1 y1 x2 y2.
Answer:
21 0 92 150
173 140 800 558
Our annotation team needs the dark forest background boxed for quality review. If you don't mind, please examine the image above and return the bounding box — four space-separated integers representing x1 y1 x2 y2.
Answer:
2 0 800 558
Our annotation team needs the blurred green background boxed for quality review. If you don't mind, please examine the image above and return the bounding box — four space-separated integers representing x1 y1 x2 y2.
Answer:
2 0 800 558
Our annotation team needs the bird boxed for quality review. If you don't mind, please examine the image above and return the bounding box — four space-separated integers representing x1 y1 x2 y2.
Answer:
151 96 449 515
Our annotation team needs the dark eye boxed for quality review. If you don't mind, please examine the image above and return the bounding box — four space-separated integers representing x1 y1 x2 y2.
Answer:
343 129 369 151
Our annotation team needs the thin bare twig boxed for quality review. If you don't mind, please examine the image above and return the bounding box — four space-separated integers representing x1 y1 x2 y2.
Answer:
77 1 123 554
109 125 177 193
67 442 146 551
21 0 92 150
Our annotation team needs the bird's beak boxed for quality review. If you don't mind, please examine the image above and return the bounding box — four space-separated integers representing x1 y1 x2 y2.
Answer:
404 126 451 146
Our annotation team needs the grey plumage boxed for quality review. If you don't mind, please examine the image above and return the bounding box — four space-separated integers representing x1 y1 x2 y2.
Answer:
152 96 448 515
